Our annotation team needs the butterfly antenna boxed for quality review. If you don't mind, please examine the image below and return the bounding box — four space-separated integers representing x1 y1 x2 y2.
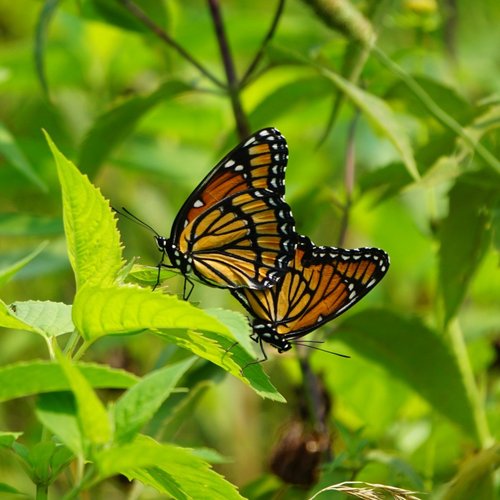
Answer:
113 206 160 237
292 340 350 358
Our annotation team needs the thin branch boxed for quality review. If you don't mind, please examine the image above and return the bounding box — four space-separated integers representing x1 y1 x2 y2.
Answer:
207 0 249 138
240 0 286 87
119 0 225 88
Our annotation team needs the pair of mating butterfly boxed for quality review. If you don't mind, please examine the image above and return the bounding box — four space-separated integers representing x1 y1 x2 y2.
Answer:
120 128 389 361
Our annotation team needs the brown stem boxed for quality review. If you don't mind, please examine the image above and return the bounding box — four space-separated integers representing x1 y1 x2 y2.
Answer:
207 0 250 138
240 0 286 87
119 0 224 88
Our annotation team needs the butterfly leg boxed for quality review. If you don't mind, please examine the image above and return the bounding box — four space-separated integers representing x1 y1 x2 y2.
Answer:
240 336 268 375
183 276 195 301
221 341 239 364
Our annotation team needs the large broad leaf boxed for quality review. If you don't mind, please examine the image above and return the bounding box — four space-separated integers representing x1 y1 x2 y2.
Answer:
79 80 191 177
55 349 112 445
0 300 39 334
72 285 285 402
439 171 499 323
94 435 243 500
0 242 48 287
0 121 47 191
45 132 124 289
333 309 477 440
0 360 138 403
114 358 196 444
8 300 73 338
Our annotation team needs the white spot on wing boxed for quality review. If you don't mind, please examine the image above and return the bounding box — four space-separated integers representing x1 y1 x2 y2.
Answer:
193 199 204 208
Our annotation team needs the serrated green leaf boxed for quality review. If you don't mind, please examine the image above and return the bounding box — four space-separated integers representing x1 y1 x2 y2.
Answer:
114 358 195 444
9 300 73 337
439 171 498 323
155 329 284 402
36 392 82 455
95 435 243 499
72 284 232 340
72 285 284 401
0 121 47 191
334 309 477 439
320 68 419 180
0 361 138 403
0 299 38 334
0 241 48 287
55 349 112 445
79 80 191 177
0 431 22 448
45 131 124 289
204 308 255 356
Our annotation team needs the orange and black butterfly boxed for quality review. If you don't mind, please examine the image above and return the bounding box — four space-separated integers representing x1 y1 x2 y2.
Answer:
231 234 389 359
119 128 296 298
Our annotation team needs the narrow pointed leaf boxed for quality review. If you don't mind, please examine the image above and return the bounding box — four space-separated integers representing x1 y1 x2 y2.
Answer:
79 80 190 177
55 349 112 445
0 361 138 403
0 241 48 287
45 131 124 289
114 358 196 444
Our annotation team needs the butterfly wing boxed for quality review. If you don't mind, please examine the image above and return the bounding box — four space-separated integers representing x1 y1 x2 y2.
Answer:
232 235 390 342
169 128 295 289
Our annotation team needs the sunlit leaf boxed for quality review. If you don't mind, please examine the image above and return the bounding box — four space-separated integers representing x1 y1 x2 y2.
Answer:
45 132 124 289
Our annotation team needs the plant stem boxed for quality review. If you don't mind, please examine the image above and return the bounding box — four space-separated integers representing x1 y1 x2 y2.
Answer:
373 46 500 174
240 0 286 87
207 0 249 138
36 483 48 500
119 0 224 88
73 340 92 361
447 319 492 448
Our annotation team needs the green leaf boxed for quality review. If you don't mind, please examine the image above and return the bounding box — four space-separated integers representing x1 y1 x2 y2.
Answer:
439 171 499 323
72 285 284 401
320 67 419 180
0 121 47 191
79 80 191 177
0 213 63 237
334 309 477 439
34 0 60 96
55 348 112 445
94 435 243 500
0 482 24 495
45 131 124 289
87 0 167 33
0 360 138 403
0 431 22 448
36 392 82 455
9 300 73 338
0 241 48 287
114 357 196 444
0 299 39 334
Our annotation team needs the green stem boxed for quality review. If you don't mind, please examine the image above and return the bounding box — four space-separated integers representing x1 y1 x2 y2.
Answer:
72 340 92 361
373 46 500 173
63 330 80 357
447 318 492 448
36 482 48 500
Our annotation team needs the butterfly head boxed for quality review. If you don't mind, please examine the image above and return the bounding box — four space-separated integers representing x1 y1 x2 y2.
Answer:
155 236 193 274
252 320 292 353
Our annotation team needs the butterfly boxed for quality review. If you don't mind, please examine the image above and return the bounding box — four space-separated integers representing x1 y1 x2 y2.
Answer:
119 128 296 299
231 234 390 360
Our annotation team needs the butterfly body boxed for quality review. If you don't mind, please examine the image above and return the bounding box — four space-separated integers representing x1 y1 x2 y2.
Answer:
156 128 296 293
231 235 390 356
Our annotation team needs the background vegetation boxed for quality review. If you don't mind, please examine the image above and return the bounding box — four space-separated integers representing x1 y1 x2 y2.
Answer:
0 0 499 498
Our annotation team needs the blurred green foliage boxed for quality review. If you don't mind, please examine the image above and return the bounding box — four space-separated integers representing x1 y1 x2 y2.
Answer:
0 0 499 498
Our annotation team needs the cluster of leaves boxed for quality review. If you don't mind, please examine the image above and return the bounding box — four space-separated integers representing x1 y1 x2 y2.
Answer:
0 0 499 499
